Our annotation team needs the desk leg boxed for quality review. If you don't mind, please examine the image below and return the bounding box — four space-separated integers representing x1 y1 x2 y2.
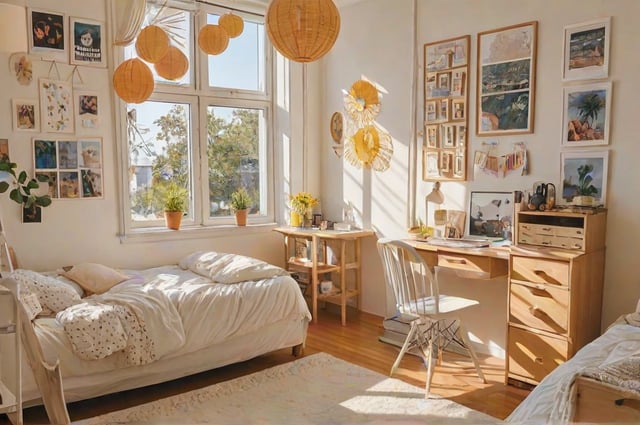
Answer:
311 235 318 324
340 239 347 326
355 238 361 311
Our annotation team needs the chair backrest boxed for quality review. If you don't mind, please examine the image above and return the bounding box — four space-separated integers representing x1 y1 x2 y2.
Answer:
377 238 439 319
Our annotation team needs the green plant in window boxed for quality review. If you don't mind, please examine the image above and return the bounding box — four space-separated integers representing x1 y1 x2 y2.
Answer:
230 187 251 211
163 182 188 212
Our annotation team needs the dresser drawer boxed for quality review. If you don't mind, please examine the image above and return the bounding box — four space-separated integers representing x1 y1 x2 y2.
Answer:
511 256 570 288
508 326 568 384
518 223 585 250
509 282 569 334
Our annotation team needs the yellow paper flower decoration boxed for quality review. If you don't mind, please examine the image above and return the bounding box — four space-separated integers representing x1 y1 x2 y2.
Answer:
344 79 381 125
344 124 393 172
289 191 319 215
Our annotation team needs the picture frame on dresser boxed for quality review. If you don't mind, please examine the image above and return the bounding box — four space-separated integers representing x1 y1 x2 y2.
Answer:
562 82 611 147
560 150 609 207
477 21 538 136
562 17 611 81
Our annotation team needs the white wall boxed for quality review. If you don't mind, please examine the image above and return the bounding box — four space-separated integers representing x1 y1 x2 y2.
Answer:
320 0 640 355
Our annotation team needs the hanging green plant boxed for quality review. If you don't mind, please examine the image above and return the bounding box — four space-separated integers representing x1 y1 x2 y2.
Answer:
0 161 52 209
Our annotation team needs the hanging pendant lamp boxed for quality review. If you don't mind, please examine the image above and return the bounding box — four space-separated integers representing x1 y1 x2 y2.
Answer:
266 0 340 63
218 13 244 38
135 25 170 63
198 24 229 55
155 45 189 80
113 58 155 103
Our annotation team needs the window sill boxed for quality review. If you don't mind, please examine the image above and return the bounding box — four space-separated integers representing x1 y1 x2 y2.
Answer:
118 222 279 244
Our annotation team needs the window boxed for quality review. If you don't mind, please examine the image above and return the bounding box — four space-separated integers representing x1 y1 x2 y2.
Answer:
117 3 273 235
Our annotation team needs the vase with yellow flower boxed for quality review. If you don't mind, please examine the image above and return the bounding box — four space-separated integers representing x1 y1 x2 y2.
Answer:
289 191 319 227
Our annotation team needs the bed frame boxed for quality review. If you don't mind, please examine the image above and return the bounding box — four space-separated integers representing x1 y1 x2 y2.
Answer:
572 376 640 423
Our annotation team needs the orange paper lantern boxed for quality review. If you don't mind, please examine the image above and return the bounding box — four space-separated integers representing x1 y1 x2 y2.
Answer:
218 13 244 38
135 25 170 63
154 46 189 80
266 0 340 63
113 58 154 103
198 24 229 55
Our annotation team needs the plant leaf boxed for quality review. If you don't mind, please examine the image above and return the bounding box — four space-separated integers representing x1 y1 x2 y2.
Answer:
18 170 27 184
36 174 50 182
9 188 22 204
35 196 52 207
0 181 9 193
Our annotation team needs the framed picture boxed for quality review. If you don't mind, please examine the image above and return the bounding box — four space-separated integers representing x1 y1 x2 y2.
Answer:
477 21 538 136
75 90 100 129
39 79 74 133
69 17 106 67
562 82 612 147
562 17 611 81
12 99 39 132
425 125 439 148
560 150 609 207
27 8 67 60
423 35 470 182
468 191 514 238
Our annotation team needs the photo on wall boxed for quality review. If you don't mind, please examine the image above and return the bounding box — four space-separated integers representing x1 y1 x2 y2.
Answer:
468 191 513 238
70 17 106 67
28 8 67 60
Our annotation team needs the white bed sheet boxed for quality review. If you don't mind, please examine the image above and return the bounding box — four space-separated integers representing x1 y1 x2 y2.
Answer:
507 323 640 424
21 265 311 403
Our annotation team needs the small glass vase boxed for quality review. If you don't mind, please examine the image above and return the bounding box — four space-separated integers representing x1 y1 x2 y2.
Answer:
290 210 303 227
303 209 313 228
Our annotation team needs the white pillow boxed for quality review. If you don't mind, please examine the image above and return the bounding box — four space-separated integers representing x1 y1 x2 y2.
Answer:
179 251 289 284
9 269 82 314
60 263 130 295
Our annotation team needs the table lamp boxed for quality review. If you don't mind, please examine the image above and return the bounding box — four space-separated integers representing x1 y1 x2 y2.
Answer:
425 181 445 229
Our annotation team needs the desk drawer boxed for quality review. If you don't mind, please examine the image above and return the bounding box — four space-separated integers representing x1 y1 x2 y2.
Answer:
508 326 568 384
509 282 569 334
511 256 570 288
438 253 493 275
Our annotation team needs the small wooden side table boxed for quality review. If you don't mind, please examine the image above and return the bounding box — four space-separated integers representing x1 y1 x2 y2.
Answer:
273 227 374 326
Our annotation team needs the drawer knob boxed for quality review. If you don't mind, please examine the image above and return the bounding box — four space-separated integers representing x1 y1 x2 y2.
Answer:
534 357 544 364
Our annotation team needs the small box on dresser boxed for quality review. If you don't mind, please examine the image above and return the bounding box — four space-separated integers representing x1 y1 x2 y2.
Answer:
507 209 607 387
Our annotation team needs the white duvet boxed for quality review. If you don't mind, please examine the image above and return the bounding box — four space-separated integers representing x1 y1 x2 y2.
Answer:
32 263 311 379
507 323 640 424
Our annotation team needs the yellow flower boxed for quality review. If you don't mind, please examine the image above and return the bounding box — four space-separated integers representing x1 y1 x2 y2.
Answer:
289 191 319 215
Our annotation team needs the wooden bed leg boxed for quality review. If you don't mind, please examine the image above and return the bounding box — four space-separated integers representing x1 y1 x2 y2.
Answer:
292 343 304 357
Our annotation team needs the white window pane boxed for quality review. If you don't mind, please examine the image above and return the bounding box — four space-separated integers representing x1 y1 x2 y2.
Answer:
128 101 192 223
206 15 265 92
207 106 264 218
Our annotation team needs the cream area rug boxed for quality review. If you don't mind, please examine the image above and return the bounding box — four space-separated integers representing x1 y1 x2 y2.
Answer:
74 352 501 425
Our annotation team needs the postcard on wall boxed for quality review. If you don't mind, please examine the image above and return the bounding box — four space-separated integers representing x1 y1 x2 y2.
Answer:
70 17 106 67
39 79 74 133
12 98 39 132
477 21 538 136
27 8 67 61
75 90 100 129
562 82 611 147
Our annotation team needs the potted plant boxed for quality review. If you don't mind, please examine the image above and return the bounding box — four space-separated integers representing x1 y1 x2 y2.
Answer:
289 191 318 227
230 187 251 226
0 161 51 221
573 164 598 206
163 182 188 230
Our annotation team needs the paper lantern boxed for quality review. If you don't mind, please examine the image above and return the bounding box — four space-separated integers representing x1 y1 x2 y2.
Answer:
154 46 189 80
198 24 229 55
135 25 170 63
218 13 244 38
266 0 340 63
113 58 154 103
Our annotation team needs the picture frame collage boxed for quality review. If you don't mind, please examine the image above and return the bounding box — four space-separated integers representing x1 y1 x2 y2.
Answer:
560 17 612 207
423 35 470 182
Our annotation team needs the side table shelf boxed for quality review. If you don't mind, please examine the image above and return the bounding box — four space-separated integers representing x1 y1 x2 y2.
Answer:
274 227 374 326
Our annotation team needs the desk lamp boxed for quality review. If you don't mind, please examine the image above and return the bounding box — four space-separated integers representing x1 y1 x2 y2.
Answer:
425 181 445 230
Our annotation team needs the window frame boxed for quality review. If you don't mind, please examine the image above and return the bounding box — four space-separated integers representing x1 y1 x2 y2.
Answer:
114 2 276 241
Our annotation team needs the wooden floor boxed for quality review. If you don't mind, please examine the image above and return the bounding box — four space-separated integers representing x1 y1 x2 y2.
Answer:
3 308 530 424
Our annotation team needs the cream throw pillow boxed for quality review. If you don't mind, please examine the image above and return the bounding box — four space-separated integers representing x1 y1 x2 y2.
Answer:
61 263 130 294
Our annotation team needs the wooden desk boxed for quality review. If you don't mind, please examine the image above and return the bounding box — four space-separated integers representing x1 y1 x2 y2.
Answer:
407 239 509 278
273 227 374 326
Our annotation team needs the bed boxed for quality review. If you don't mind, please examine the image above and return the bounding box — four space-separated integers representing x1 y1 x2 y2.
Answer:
1 250 311 424
507 301 640 424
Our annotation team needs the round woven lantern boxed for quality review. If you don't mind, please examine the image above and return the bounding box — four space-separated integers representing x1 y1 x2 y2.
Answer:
266 0 340 63
113 58 154 103
344 124 393 171
154 46 189 80
344 79 381 125
135 25 170 63
218 13 244 38
198 24 229 55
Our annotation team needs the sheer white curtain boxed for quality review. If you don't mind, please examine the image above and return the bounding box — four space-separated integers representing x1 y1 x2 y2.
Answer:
113 0 147 46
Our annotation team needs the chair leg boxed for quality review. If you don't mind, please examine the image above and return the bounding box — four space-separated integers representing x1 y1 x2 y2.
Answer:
457 321 486 383
390 320 419 376
419 333 435 398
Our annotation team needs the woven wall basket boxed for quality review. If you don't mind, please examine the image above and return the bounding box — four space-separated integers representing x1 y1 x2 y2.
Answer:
155 46 189 80
135 25 170 63
113 58 154 103
266 0 341 63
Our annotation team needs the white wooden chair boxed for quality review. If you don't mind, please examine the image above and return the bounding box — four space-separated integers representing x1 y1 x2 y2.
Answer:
377 238 486 397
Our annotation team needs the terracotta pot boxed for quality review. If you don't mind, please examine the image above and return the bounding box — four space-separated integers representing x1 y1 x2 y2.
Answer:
164 211 182 230
235 209 248 226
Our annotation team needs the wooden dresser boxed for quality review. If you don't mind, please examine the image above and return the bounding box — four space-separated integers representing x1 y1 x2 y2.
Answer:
507 209 607 386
